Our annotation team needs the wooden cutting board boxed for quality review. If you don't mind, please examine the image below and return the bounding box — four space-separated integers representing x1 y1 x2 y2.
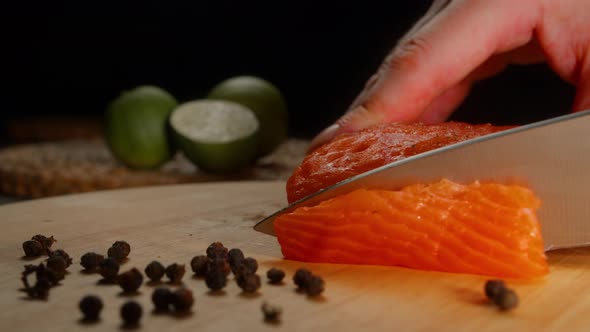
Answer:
1 181 590 332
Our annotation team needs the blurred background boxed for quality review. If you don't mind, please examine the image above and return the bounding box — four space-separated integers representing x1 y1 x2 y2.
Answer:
1 0 576 146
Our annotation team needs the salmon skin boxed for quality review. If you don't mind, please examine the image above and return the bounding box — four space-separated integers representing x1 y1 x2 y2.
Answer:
287 122 512 203
275 179 548 279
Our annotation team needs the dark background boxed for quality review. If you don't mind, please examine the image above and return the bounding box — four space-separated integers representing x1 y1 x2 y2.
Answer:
1 1 576 144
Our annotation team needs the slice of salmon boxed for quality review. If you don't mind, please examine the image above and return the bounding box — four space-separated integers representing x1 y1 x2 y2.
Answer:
275 179 548 279
287 122 512 203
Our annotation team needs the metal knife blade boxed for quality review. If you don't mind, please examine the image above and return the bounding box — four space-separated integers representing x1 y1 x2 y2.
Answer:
254 110 590 251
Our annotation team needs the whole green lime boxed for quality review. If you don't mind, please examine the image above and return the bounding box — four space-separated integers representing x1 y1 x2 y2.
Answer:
105 85 178 169
207 76 288 157
170 100 259 173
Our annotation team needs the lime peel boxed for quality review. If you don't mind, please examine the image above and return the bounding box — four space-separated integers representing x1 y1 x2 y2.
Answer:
170 100 260 173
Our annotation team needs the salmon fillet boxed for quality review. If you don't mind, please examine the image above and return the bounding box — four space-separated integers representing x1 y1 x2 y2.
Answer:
287 122 512 203
275 179 548 279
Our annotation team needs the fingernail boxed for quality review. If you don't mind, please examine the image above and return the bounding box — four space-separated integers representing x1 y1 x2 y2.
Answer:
308 124 340 153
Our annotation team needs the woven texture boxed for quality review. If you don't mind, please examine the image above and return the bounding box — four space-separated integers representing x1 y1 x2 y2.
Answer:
0 139 308 198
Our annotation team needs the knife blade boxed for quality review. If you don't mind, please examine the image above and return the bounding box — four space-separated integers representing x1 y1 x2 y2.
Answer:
254 110 590 251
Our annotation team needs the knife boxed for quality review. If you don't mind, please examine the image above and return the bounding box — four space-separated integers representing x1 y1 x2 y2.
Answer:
254 109 590 251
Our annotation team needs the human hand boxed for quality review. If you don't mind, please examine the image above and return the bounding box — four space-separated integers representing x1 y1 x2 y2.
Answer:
310 0 590 150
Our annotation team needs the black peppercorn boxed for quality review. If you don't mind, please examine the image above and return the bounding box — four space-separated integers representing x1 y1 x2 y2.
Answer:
79 295 103 321
232 257 258 277
46 255 67 274
266 268 285 284
145 261 165 282
293 269 313 290
48 249 73 268
484 279 507 299
205 269 227 291
261 302 282 323
21 265 52 299
165 263 186 284
151 287 173 312
190 255 209 276
99 257 120 281
206 242 228 259
227 248 244 267
117 268 144 293
31 263 63 286
484 279 519 311
237 273 261 293
80 252 104 271
493 288 519 310
22 240 44 257
243 257 258 274
31 235 56 254
33 278 51 300
305 275 325 296
171 288 194 312
208 258 231 276
107 241 131 262
40 266 64 285
121 301 143 326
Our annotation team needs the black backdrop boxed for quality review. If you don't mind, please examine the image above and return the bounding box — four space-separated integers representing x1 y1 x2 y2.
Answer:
1 1 575 140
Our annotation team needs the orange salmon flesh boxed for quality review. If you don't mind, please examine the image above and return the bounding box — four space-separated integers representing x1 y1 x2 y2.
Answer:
275 179 548 279
287 122 512 203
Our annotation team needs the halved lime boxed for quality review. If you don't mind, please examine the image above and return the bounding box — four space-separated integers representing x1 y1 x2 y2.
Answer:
170 100 259 173
207 76 288 157
105 85 178 169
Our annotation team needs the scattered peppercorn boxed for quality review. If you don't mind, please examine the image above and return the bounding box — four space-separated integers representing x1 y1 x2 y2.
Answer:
121 301 143 326
107 246 125 262
208 257 231 276
33 278 51 299
46 255 67 274
80 252 104 271
230 261 245 276
190 255 209 276
484 280 507 299
107 241 131 262
206 242 228 259
205 269 227 291
237 273 261 293
32 263 63 285
145 261 165 282
165 263 186 284
48 249 73 268
243 257 258 274
292 268 325 296
232 257 258 277
151 287 173 312
99 257 120 281
117 268 144 293
171 288 194 312
305 275 325 296
227 248 244 267
261 302 282 323
293 269 313 290
22 240 44 257
31 235 56 254
266 268 285 284
79 295 103 321
493 288 519 311
21 264 59 299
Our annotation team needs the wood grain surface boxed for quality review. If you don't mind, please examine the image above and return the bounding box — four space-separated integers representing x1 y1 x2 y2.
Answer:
1 181 590 332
